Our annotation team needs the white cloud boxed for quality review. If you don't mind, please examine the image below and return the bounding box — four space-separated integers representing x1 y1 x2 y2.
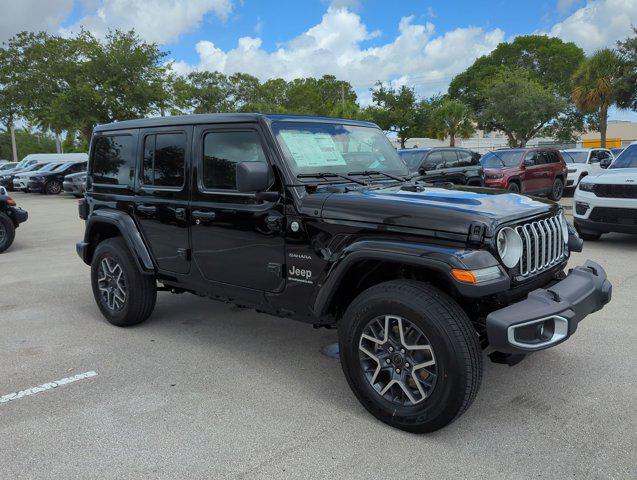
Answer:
549 0 637 52
0 0 74 42
176 7 505 98
61 0 234 44
556 0 582 13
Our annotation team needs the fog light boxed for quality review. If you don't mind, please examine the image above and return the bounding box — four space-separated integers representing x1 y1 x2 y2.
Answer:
575 202 589 215
507 316 568 350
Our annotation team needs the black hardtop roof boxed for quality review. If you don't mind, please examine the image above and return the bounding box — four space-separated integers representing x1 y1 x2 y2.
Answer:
94 113 377 132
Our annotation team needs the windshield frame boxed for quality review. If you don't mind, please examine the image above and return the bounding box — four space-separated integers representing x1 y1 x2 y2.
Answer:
271 120 410 183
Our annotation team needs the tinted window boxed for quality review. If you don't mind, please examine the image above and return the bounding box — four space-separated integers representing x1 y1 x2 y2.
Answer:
441 150 459 167
66 162 87 174
481 151 524 167
544 151 559 164
455 150 475 168
203 131 267 190
398 151 427 171
92 135 135 185
142 133 186 188
422 151 444 171
610 145 637 169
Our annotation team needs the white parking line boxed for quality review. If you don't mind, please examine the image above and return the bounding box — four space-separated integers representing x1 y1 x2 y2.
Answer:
0 371 98 405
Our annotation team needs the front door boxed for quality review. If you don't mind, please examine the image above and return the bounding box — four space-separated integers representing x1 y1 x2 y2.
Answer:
522 151 547 192
134 126 192 274
190 124 285 292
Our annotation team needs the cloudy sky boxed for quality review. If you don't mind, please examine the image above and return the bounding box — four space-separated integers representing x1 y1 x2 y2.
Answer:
2 0 636 119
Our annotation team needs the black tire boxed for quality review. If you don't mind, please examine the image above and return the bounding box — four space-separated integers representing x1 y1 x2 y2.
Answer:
507 181 520 193
91 237 157 326
0 212 16 253
338 280 482 433
548 178 564 201
45 180 63 195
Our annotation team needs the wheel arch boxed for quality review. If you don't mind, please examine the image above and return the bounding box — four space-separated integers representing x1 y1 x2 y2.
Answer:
82 210 155 273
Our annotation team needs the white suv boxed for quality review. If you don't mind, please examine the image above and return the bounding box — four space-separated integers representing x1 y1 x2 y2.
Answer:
561 148 614 190
573 143 637 240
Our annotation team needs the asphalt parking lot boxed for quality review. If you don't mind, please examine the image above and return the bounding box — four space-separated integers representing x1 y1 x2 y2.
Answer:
1 192 635 479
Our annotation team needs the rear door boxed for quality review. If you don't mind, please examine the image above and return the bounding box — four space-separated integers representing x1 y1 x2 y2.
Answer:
133 126 192 274
522 151 547 192
190 123 285 292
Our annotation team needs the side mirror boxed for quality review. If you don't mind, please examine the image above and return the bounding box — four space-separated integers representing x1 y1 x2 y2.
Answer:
236 161 272 193
523 159 534 167
600 157 612 169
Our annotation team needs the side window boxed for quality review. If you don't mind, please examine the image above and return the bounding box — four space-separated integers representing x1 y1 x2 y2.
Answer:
456 150 474 168
441 150 459 168
524 152 537 166
68 163 86 174
589 150 601 163
92 135 135 185
142 133 186 188
202 131 267 190
545 151 558 164
422 151 444 171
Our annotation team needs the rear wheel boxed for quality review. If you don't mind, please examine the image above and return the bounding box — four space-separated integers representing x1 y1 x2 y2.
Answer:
45 180 62 195
338 280 482 433
0 212 16 253
548 178 564 201
91 237 157 326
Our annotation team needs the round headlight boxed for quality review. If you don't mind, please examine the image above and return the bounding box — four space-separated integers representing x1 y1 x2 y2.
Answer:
559 212 569 244
497 227 523 268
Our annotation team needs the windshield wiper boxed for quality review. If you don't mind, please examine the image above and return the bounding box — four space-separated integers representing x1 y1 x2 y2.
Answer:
347 170 408 182
296 172 368 186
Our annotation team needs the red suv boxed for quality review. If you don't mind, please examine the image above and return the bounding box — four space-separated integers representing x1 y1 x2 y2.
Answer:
481 148 568 200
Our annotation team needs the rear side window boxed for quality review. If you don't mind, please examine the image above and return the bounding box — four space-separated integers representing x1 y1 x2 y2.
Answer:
202 131 267 190
92 135 135 185
454 150 475 168
142 133 187 188
441 150 459 167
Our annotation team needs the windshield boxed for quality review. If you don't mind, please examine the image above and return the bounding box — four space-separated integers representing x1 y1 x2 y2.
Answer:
272 122 409 178
398 150 429 171
0 163 16 171
562 151 588 163
52 162 72 172
35 163 60 172
609 145 637 169
481 150 524 168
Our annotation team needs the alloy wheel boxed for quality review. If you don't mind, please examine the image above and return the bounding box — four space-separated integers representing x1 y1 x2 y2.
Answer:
97 256 127 311
359 315 437 406
0 221 5 244
48 182 62 194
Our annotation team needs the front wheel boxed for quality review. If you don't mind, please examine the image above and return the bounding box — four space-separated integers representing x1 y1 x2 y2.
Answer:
91 237 157 326
0 212 16 253
507 182 520 193
45 180 63 195
548 178 564 201
338 280 482 433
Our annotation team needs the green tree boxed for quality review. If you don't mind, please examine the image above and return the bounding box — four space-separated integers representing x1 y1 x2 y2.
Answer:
429 98 475 146
449 35 586 143
0 127 56 160
365 83 425 148
172 71 233 114
478 70 567 147
615 27 637 111
571 48 625 147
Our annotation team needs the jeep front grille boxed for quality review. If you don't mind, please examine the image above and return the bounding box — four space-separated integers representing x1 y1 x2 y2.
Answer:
515 215 566 277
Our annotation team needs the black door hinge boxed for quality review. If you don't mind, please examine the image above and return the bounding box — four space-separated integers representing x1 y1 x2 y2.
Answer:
468 222 486 245
267 263 283 278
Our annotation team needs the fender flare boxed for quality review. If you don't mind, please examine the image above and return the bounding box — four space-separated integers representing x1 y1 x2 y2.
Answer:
312 240 505 317
81 209 155 273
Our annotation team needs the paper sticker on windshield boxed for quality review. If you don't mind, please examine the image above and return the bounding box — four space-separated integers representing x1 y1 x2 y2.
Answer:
280 131 346 168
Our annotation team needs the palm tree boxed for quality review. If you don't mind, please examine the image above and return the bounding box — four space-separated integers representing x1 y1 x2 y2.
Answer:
571 49 624 147
430 98 475 147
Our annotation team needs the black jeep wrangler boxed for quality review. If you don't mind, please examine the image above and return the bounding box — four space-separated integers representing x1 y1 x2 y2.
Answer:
77 114 612 433
0 186 28 253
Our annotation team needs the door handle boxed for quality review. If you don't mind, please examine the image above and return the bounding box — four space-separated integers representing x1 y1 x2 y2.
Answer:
136 205 156 214
192 210 216 221
175 208 186 220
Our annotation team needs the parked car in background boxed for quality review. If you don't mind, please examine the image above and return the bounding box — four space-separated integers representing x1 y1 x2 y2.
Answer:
0 162 17 172
63 171 87 197
28 161 87 194
0 163 51 191
12 152 88 172
481 148 568 200
398 147 484 186
574 142 637 240
611 148 625 158
561 148 614 191
0 186 28 253
12 162 64 191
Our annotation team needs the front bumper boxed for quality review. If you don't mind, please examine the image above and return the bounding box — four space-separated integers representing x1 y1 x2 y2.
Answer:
7 206 28 226
27 180 44 192
486 260 611 354
13 179 28 190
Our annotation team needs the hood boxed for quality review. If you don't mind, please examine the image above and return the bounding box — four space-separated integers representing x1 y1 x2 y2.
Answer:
319 184 556 235
583 167 637 184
